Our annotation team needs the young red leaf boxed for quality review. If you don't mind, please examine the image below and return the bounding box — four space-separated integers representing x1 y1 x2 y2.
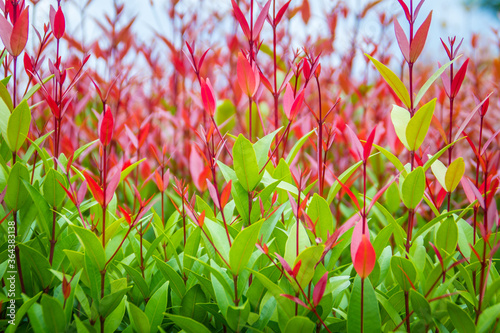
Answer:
119 206 132 226
275 253 292 275
354 234 376 279
52 6 65 39
220 180 232 209
10 7 29 57
275 0 291 26
429 242 444 271
231 0 250 40
237 52 260 97
292 259 302 278
350 218 370 263
363 126 377 161
290 89 305 120
77 181 88 206
83 172 104 206
99 107 114 146
410 11 432 63
253 0 271 40
313 272 328 307
397 0 411 22
331 171 361 211
281 294 308 309
56 179 76 205
451 58 468 98
394 19 409 62
198 210 205 228
201 77 216 116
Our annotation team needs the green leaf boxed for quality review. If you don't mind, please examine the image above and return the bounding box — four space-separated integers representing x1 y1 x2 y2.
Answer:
18 243 53 288
447 302 476 333
391 105 410 150
71 225 106 271
233 134 262 191
43 168 67 208
227 300 250 332
414 58 457 106
406 98 436 151
286 129 315 165
145 282 168 333
307 194 334 242
251 270 294 318
423 137 465 172
153 256 186 298
7 100 31 151
5 162 30 210
99 287 131 318
41 294 66 333
253 127 281 169
366 54 411 108
294 245 324 289
127 302 150 333
284 316 316 333
284 222 311 264
24 74 54 100
104 297 126 333
410 290 432 325
401 166 425 209
5 292 42 333
0 80 13 111
167 314 211 333
120 158 146 182
229 220 263 275
390 256 417 291
22 179 52 236
347 276 381 333
180 284 207 323
371 144 405 175
430 158 448 191
445 157 465 192
436 217 458 255
121 264 149 299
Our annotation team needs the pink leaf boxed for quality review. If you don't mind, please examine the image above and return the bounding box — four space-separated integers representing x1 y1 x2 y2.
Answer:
283 83 294 119
105 169 121 206
394 19 409 62
345 125 363 161
237 52 259 97
313 272 328 307
280 294 308 309
397 0 411 22
206 179 220 210
253 0 271 40
410 11 432 63
275 253 292 275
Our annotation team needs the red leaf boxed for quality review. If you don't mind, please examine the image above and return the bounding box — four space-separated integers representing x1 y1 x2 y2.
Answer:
397 0 411 22
429 242 444 271
394 19 409 62
119 206 132 226
281 294 308 309
283 83 294 119
363 126 377 161
290 89 305 120
331 172 360 211
105 170 121 206
220 180 232 209
52 6 65 39
0 16 13 54
198 210 205 228
313 272 328 307
56 179 76 205
201 77 216 117
23 52 33 76
83 172 104 206
410 11 432 63
77 181 88 205
253 0 271 40
231 0 250 40
99 107 114 146
292 259 301 278
10 7 29 57
451 59 468 98
154 171 164 192
237 52 259 97
275 253 292 275
350 218 369 263
353 234 376 279
301 0 310 24
275 0 291 26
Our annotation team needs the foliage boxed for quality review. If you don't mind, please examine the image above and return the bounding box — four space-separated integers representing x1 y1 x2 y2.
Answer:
0 0 499 332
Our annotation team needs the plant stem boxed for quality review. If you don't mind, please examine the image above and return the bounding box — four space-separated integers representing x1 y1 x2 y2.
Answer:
315 76 324 196
233 274 239 306
272 0 279 148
